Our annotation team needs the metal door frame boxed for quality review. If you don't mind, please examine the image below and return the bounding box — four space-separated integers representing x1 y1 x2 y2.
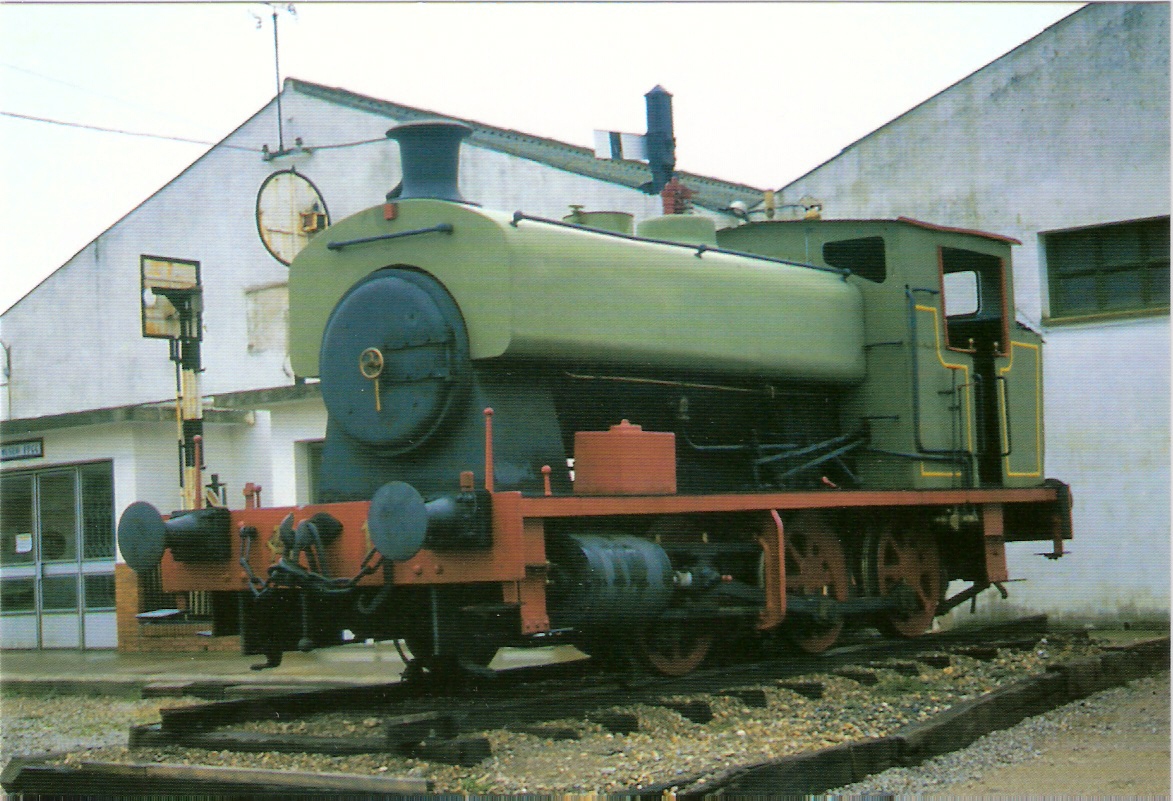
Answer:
0 461 115 649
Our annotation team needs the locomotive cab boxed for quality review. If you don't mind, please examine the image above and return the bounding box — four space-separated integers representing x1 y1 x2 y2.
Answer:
717 217 1044 492
940 246 1022 487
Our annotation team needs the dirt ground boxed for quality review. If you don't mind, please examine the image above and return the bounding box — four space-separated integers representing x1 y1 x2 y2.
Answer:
938 671 1170 797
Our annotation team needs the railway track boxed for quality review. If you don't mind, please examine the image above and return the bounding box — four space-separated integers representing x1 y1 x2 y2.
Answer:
3 617 1167 796
132 616 1050 760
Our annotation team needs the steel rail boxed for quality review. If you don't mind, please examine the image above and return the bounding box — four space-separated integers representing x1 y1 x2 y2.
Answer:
144 616 1052 755
4 616 1079 796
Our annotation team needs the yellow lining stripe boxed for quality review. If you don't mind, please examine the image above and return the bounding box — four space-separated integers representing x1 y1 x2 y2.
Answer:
998 340 1043 478
914 304 974 477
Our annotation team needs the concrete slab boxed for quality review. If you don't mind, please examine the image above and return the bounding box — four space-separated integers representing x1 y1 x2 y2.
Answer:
0 642 588 696
0 643 407 695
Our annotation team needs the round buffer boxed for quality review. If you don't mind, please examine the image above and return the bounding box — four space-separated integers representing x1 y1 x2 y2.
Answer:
117 501 168 573
367 481 429 562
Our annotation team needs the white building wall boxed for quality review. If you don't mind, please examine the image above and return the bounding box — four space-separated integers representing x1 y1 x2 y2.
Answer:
0 84 685 424
776 3 1170 617
778 3 1168 328
264 400 329 507
4 414 287 532
5 423 138 523
1031 319 1170 615
1 108 294 420
15 420 257 527
127 423 201 515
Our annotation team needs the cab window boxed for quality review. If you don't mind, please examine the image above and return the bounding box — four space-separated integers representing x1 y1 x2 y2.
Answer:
823 237 886 283
941 247 1005 354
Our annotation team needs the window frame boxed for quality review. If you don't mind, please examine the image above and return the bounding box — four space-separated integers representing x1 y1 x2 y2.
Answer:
1043 216 1170 324
938 246 1010 357
0 460 115 619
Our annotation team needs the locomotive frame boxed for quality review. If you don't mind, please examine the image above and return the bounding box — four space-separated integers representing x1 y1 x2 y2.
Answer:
150 402 1069 673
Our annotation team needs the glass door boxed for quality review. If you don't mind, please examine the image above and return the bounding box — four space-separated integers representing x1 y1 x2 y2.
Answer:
0 473 38 647
38 470 82 648
0 463 116 649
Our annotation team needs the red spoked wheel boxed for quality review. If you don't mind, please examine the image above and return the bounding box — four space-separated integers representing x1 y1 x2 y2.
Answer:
636 517 716 676
639 616 715 676
869 518 942 638
783 511 849 654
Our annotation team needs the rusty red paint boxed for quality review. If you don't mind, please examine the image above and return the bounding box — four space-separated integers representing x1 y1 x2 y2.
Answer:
897 216 1022 245
756 510 786 631
982 502 1010 583
573 420 676 496
517 485 1065 518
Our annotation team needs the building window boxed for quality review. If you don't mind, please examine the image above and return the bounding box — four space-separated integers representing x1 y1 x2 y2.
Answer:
81 463 115 559
38 471 77 563
0 577 35 613
0 474 34 566
1045 217 1170 321
246 282 289 354
41 575 79 612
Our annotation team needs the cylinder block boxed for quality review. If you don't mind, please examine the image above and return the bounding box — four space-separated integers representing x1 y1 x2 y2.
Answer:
546 533 674 633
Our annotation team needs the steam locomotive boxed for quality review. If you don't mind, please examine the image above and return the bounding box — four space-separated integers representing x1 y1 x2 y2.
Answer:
118 120 1071 675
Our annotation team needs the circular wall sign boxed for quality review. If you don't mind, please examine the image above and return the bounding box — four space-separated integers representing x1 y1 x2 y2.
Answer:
255 169 330 265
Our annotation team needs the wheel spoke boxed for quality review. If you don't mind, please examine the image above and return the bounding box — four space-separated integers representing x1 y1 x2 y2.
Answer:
871 519 940 638
640 619 714 676
784 511 848 654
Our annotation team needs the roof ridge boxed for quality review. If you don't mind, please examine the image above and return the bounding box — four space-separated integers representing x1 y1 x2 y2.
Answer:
285 78 767 207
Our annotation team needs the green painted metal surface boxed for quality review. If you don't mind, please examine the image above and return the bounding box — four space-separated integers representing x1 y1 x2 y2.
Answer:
289 200 865 385
717 219 1044 490
635 214 718 245
562 208 634 235
997 329 1046 488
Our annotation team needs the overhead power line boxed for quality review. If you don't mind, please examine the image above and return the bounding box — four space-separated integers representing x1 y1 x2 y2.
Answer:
1 109 391 156
311 136 387 151
0 109 259 151
0 61 222 136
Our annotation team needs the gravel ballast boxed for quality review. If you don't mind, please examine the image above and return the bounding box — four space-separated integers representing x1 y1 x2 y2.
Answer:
0 692 187 772
829 670 1170 797
2 633 1167 795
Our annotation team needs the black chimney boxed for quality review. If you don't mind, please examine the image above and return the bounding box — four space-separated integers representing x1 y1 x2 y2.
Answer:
643 86 675 196
386 120 472 202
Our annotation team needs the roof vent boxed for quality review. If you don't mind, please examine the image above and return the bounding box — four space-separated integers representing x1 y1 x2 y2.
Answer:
563 206 635 235
386 120 472 202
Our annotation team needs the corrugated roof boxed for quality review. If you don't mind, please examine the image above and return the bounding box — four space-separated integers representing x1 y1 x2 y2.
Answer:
288 78 766 213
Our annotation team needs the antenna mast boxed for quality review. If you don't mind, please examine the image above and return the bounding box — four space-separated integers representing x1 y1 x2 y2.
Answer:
272 6 284 153
256 3 295 157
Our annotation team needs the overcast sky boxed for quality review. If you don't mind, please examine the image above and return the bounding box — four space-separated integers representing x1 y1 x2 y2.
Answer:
0 2 1082 314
